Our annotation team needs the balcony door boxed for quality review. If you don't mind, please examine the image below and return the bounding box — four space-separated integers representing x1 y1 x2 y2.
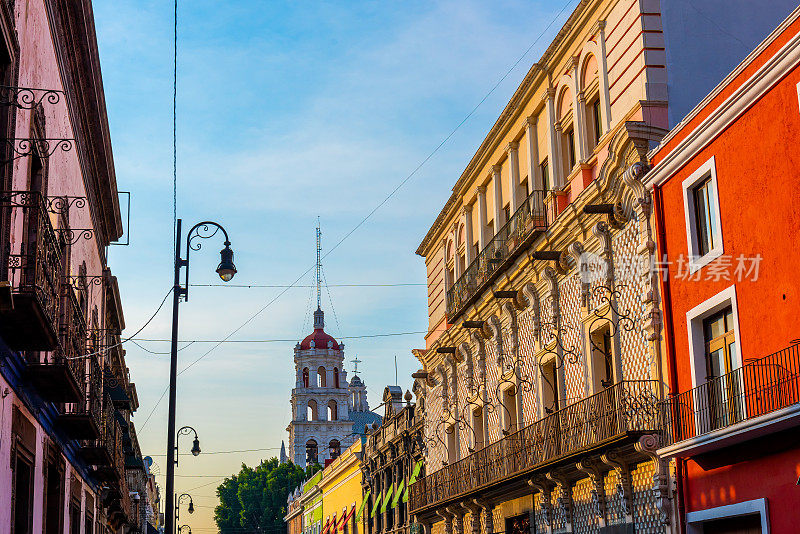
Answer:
703 308 742 430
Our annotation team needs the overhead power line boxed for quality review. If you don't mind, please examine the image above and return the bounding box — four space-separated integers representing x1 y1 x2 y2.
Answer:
189 283 424 288
137 0 574 431
131 329 431 345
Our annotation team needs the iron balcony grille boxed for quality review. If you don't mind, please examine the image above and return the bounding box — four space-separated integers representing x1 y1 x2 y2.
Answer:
409 380 660 513
662 341 800 446
58 356 103 439
55 280 88 383
445 189 548 322
0 190 63 349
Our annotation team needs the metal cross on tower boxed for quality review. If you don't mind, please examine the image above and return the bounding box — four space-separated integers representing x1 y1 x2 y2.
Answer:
351 357 362 374
316 218 322 310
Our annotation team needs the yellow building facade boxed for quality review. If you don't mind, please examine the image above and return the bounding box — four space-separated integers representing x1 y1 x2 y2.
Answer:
320 439 365 534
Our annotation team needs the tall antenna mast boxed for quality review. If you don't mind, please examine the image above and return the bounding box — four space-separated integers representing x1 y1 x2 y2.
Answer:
315 217 322 310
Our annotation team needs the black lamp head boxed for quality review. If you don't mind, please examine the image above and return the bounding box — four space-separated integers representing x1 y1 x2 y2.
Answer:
216 242 237 282
191 437 201 457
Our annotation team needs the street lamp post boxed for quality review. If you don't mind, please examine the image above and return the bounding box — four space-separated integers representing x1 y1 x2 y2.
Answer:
165 219 237 534
176 493 194 525
178 526 192 534
175 426 201 467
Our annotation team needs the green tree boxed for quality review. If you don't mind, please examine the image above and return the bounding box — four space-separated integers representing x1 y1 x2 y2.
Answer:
215 458 319 534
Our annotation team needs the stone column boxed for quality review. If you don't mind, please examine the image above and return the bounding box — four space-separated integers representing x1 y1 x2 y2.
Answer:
453 224 463 280
595 20 612 132
441 240 450 290
463 204 474 265
570 56 588 162
476 186 488 250
544 88 561 187
491 165 503 232
506 142 520 214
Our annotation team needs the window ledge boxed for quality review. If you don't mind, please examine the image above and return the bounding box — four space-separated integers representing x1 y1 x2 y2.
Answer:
688 245 724 274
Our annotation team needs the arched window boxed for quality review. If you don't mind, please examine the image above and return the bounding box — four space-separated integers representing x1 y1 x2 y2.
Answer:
327 400 338 421
317 366 327 387
581 53 602 150
558 86 576 178
333 367 340 388
329 439 341 460
307 399 318 421
302 367 310 388
306 440 318 465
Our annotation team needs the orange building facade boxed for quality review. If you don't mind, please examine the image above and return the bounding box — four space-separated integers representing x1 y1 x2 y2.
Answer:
646 6 800 532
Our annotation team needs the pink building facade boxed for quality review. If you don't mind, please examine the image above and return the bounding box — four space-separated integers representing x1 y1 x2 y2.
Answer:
0 2 150 534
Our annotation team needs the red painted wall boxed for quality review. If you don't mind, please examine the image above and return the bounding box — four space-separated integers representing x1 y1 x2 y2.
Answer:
652 23 800 531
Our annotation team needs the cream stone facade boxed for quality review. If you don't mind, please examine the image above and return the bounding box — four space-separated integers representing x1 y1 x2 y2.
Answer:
409 1 796 533
288 307 381 468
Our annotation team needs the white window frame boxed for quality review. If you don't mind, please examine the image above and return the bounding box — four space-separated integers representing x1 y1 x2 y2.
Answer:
682 155 724 273
686 498 769 534
685 285 743 390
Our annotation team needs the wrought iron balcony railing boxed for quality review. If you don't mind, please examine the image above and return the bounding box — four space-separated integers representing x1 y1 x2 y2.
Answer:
0 190 63 350
81 393 124 480
57 355 102 440
24 281 88 403
662 341 800 447
409 380 660 513
445 189 548 321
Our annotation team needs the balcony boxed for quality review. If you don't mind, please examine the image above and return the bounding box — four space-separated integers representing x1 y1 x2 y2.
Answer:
57 356 102 439
661 341 800 456
81 393 123 479
105 346 135 412
446 190 548 321
0 190 62 350
409 381 660 513
25 282 87 402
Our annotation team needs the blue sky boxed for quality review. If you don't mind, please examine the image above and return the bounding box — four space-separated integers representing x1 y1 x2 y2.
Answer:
94 0 578 529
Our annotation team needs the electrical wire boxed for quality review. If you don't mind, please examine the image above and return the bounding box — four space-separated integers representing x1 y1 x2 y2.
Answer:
136 0 573 431
146 447 280 457
67 287 173 360
131 329 431 344
172 0 178 249
189 283 424 288
130 340 196 354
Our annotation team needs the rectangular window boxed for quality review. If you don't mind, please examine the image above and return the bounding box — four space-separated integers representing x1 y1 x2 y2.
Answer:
502 386 518 434
682 156 723 271
69 501 81 534
503 204 510 225
592 99 602 147
541 359 559 414
589 323 615 393
44 459 64 534
703 307 742 429
472 407 484 450
693 176 717 256
12 449 35 534
540 159 550 191
565 127 576 171
446 425 458 464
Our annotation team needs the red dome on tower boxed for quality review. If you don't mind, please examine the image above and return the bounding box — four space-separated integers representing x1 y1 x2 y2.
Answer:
299 307 340 350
